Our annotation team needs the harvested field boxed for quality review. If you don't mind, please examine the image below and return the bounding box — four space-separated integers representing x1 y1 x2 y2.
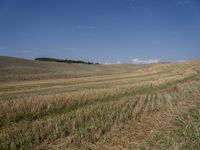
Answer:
1 57 200 149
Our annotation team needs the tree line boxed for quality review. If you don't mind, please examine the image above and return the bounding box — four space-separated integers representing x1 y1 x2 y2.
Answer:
35 57 99 64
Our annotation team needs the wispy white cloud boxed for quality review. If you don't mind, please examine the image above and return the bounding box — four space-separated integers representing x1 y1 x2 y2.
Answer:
132 58 160 64
101 60 123 65
116 60 122 64
176 60 186 63
55 47 74 51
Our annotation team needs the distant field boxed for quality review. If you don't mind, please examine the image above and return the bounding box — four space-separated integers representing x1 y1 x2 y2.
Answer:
0 56 147 81
1 56 200 149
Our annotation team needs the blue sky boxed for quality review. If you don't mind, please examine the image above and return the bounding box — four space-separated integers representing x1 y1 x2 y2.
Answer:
0 0 200 63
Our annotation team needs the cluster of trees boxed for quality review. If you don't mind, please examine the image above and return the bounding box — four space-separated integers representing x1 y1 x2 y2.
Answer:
35 57 99 64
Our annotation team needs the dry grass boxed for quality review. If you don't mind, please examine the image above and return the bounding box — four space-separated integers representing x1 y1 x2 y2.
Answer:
0 57 200 149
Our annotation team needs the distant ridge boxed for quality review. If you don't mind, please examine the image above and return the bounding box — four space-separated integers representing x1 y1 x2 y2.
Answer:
0 56 147 81
35 57 99 64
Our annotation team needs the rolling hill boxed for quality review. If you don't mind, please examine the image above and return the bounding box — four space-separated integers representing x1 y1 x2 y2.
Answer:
0 56 147 81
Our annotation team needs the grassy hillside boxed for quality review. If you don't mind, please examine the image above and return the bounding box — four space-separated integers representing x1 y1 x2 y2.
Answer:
0 56 146 81
0 56 200 149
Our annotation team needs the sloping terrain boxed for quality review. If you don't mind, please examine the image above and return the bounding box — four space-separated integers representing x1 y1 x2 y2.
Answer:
0 56 200 149
0 56 146 81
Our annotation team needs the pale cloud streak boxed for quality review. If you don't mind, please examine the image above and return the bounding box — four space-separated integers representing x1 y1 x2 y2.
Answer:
102 60 123 65
116 60 122 64
132 58 160 64
55 47 74 51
